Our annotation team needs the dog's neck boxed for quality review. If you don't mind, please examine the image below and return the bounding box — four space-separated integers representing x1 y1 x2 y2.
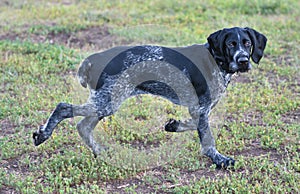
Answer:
204 43 232 88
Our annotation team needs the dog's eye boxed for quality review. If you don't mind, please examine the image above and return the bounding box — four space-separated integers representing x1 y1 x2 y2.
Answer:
244 41 251 47
227 41 237 47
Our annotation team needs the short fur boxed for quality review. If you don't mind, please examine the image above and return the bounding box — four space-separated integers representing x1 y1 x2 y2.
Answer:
33 27 267 169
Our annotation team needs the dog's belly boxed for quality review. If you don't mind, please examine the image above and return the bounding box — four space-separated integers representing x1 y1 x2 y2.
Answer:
133 80 181 105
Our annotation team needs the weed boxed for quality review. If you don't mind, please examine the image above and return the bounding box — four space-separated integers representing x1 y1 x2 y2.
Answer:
0 0 299 193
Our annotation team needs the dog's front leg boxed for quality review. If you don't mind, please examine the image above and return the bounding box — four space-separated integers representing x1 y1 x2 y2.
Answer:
165 118 197 132
197 114 235 169
165 105 235 168
164 104 200 132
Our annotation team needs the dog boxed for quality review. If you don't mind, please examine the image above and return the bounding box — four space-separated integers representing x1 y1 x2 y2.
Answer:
33 27 267 169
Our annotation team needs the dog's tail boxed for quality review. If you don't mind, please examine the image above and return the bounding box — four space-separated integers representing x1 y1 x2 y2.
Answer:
77 58 92 88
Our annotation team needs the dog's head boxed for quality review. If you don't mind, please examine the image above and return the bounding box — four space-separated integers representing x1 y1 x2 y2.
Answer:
207 27 267 73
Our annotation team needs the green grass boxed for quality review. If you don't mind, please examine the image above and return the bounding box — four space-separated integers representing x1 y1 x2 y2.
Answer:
1 0 299 193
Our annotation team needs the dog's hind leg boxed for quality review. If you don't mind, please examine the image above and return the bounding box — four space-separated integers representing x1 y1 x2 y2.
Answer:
33 102 98 146
76 116 107 157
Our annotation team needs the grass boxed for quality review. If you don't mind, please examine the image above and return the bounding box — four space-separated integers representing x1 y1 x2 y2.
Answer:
0 0 299 193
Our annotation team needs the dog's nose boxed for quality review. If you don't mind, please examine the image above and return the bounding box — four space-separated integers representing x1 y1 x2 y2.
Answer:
237 57 249 65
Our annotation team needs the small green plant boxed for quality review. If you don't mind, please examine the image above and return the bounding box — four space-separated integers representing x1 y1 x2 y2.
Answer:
0 0 299 193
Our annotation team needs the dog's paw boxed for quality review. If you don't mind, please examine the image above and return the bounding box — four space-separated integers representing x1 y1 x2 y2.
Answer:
214 156 235 169
164 119 180 132
92 145 109 158
32 126 50 146
205 148 235 169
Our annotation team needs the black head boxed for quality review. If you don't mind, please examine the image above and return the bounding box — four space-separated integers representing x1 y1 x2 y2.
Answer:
207 27 267 73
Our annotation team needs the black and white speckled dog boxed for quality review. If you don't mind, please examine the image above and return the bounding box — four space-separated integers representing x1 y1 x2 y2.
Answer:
33 27 267 168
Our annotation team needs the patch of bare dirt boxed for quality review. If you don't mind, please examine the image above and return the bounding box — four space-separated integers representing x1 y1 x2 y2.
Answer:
232 73 252 84
0 1 10 7
241 110 266 126
0 187 18 194
273 55 296 67
103 146 285 193
0 25 131 51
104 177 154 194
281 108 300 124
103 166 189 193
0 119 17 136
236 146 281 159
222 110 267 130
0 151 46 194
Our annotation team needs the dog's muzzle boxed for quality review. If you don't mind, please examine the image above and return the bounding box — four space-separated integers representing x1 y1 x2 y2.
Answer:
230 52 251 73
237 56 251 72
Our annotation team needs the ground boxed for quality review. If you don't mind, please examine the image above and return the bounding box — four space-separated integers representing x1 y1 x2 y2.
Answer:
0 0 299 193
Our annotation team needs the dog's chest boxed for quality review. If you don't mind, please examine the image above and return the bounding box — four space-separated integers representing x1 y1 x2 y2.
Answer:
171 45 229 107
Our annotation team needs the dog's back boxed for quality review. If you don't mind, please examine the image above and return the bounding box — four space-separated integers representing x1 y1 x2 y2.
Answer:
77 44 227 107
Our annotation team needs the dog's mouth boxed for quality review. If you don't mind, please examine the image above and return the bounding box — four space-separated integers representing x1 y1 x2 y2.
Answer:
229 56 251 73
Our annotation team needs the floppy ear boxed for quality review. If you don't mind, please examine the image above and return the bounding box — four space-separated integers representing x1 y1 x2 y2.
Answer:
245 27 267 64
207 29 228 63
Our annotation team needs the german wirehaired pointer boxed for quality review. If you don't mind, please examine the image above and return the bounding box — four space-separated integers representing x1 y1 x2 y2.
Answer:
33 27 267 168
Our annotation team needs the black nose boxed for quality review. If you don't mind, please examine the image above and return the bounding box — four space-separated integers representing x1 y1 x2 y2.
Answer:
237 57 249 65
